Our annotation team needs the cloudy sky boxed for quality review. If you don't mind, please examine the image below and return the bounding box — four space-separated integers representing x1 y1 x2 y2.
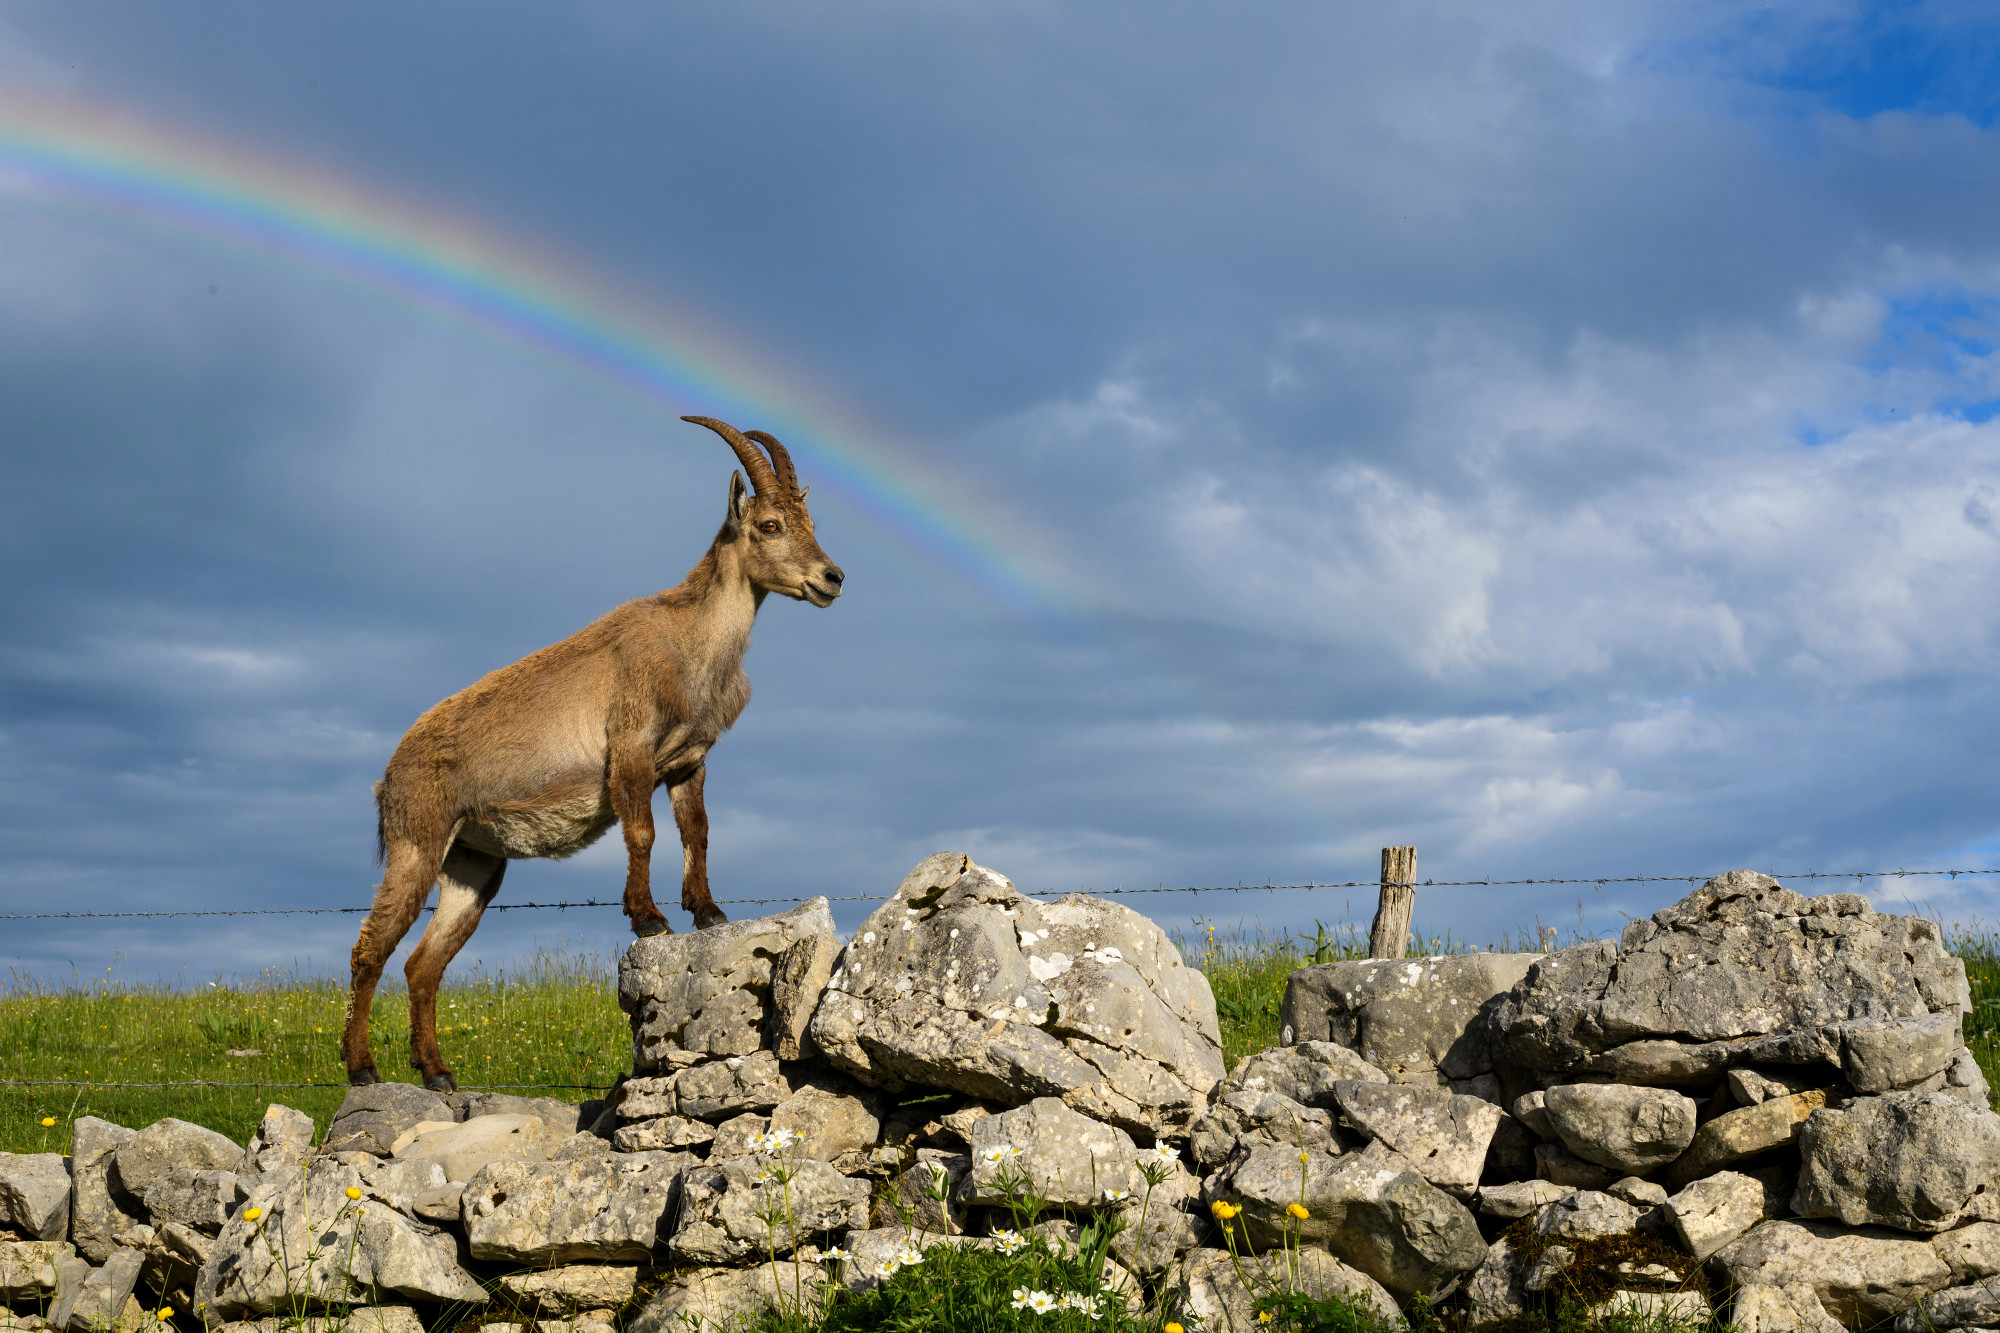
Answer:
5 1 2000 983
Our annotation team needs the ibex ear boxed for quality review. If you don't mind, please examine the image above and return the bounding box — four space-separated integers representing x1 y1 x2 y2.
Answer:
727 470 750 529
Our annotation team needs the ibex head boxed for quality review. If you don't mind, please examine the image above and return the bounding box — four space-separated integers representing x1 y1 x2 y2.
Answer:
682 416 845 607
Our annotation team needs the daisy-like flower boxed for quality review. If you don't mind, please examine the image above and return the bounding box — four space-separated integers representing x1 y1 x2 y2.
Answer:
1011 1288 1033 1310
1147 1144 1179 1164
895 1244 925 1267
991 1228 1026 1255
1026 1291 1058 1315
820 1247 851 1264
1058 1292 1097 1312
1102 1187 1130 1203
1287 1202 1310 1220
746 1130 776 1153
873 1256 903 1278
769 1127 800 1149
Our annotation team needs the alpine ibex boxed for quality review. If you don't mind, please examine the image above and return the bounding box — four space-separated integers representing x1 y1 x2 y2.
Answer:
342 417 844 1091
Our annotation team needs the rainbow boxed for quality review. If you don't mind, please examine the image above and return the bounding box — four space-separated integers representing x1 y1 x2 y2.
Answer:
0 90 1066 617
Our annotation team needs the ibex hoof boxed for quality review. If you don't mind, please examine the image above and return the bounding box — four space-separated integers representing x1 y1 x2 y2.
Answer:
630 914 672 938
693 909 729 930
347 1065 382 1087
423 1071 458 1094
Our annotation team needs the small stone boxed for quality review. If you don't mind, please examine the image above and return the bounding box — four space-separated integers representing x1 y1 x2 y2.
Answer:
323 1083 455 1157
0 1242 73 1299
1665 1170 1765 1261
1662 1088 1828 1189
235 1106 315 1177
894 1149 970 1236
1933 1221 2000 1285
705 1113 770 1161
1894 1279 2000 1333
610 1116 714 1153
1590 1290 1711 1323
769 931 841 1062
1835 1013 1960 1094
1534 1190 1640 1241
1733 1282 1846 1333
411 1184 462 1224
1478 1180 1570 1219
1727 1067 1829 1108
671 1051 793 1121
1330 1079 1502 1197
1607 1176 1669 1207
767 1074 887 1161
1464 1239 1528 1331
0 1155 70 1241
1541 1083 1697 1175
1534 1141 1619 1190
1511 1091 1555 1140
1522 1243 1574 1293
495 1264 641 1314
937 1103 997 1146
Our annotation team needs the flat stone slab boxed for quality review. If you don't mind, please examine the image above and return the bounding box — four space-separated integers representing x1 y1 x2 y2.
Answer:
1281 953 1536 1084
463 1153 688 1264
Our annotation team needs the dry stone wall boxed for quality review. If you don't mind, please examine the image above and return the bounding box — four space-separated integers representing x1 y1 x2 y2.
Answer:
6 863 1998 1333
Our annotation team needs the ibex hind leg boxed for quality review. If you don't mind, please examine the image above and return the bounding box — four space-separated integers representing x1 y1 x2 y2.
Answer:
404 844 505 1094
344 838 443 1085
670 766 728 929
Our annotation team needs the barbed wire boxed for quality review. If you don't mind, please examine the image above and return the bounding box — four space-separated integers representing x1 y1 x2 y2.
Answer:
0 867 1992 921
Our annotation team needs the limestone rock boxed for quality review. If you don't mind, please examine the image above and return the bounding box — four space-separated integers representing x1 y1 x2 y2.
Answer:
1663 1089 1827 1189
323 1083 454 1157
1793 1092 2000 1234
1522 1244 1575 1292
329 1154 451 1219
1608 1176 1669 1207
1511 1091 1555 1140
0 1242 72 1299
894 1149 970 1235
767 1073 887 1161
1711 1219 1954 1329
659 1050 793 1121
806 852 1225 1135
1465 1238 1528 1330
69 1118 146 1264
455 1092 588 1133
1181 1245 1405 1331
462 1152 687 1264
1489 874 1967 1075
60 1249 141 1333
1534 1142 1619 1191
411 1185 461 1225
1836 1013 1961 1094
1188 1090 1341 1173
836 1227 984 1293
610 1117 714 1154
619 898 836 1069
1591 1290 1711 1324
1534 1190 1639 1241
112 1119 242 1205
142 1171 243 1234
668 1158 868 1264
1541 1083 1696 1176
223 1311 423 1333
1219 1144 1486 1298
1223 1041 1388 1108
961 1097 1139 1208
1281 953 1537 1086
389 1112 565 1183
1933 1222 2000 1285
234 1105 315 1177
770 931 841 1062
1478 1180 1570 1219
1667 1171 1765 1261
1730 1067 1830 1106
194 1158 485 1317
1734 1282 1847 1333
0 1155 70 1242
706 1113 769 1161
1331 1080 1501 1196
494 1264 641 1314
1894 1279 2000 1333
626 1263 824 1333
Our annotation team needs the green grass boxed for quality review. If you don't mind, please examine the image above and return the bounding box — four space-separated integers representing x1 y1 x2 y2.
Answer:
0 952 628 1153
5 917 1999 1158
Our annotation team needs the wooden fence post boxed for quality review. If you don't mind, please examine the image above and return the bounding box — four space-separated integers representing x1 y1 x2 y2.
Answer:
1368 845 1417 960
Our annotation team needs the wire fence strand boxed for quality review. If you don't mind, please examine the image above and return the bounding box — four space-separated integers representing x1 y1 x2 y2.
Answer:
1 867 1995 920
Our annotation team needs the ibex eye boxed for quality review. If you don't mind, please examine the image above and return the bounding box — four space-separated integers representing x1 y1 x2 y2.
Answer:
760 521 780 534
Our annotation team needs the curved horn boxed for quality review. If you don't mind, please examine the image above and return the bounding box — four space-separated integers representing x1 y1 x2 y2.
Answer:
743 430 800 497
681 415 777 493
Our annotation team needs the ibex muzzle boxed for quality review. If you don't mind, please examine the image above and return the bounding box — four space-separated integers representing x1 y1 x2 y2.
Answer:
344 417 843 1092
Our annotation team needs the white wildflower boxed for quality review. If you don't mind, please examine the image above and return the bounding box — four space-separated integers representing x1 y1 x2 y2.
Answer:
895 1243 925 1266
820 1247 850 1264
1148 1144 1180 1164
1102 1187 1130 1203
873 1256 902 1278
992 1228 1026 1255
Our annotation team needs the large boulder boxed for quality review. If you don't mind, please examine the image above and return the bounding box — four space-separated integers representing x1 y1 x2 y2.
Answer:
388 1113 567 1184
1710 1220 1954 1329
959 1097 1139 1209
324 1084 455 1157
69 1118 146 1264
0 1155 70 1241
1281 953 1536 1088
806 853 1225 1136
1221 1041 1387 1105
194 1158 485 1317
1187 1091 1340 1173
619 898 837 1071
462 1153 687 1264
1329 1080 1501 1196
113 1120 242 1202
1215 1144 1486 1299
668 1159 869 1263
1792 1091 2000 1234
1540 1083 1696 1176
1487 873 1968 1076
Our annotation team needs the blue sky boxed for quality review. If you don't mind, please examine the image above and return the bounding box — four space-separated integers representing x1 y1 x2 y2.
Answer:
6 1 2000 983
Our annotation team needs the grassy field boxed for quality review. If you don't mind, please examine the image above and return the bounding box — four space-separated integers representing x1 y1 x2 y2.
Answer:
1 920 1996 1156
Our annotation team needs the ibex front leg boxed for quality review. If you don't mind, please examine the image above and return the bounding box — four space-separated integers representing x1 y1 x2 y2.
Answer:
610 739 671 937
670 763 728 929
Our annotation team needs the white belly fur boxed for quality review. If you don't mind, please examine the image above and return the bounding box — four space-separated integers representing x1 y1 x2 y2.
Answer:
457 790 618 860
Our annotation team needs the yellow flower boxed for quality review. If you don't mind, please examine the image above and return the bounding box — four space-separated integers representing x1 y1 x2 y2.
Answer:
1165 1325 1186 1333
1258 1313 1274 1323
39 1117 54 1128
1210 1200 1240 1221
242 1207 262 1222
345 1187 362 1200
1287 1203 1310 1220
158 1309 174 1321
1299 1152 1310 1164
